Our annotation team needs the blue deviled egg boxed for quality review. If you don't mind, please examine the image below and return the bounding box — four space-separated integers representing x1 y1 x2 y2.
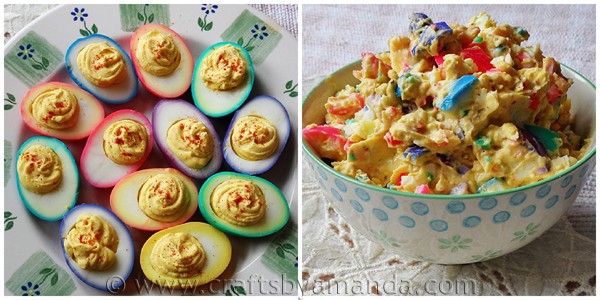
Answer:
223 95 290 175
65 34 138 104
16 136 78 221
60 204 134 291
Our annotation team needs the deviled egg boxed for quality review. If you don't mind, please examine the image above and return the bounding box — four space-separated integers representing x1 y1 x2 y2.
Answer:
192 42 254 117
65 34 138 104
80 109 153 188
198 172 289 237
16 136 78 221
60 204 134 291
140 222 231 288
110 168 198 231
223 95 290 175
130 24 193 98
20 82 105 140
152 99 222 179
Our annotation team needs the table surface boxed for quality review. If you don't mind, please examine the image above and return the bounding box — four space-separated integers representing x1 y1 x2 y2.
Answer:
301 4 595 296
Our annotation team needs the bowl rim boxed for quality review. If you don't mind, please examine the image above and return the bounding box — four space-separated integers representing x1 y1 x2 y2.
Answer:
302 60 596 200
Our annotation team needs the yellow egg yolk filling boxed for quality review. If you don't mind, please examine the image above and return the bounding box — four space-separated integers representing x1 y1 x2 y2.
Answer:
200 45 247 91
210 179 266 226
150 232 206 278
64 213 119 271
138 173 188 222
77 42 127 87
231 115 278 161
136 30 181 76
166 118 214 169
102 119 148 165
30 87 79 130
17 145 63 194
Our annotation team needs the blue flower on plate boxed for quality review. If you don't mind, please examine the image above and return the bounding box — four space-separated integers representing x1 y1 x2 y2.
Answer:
251 24 269 40
70 7 88 22
201 4 218 15
17 44 34 60
21 282 40 296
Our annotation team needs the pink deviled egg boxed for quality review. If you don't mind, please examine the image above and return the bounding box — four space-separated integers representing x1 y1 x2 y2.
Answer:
80 110 153 188
20 82 105 140
130 24 193 98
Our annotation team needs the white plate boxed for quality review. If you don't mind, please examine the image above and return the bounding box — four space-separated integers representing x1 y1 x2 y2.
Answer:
4 4 298 296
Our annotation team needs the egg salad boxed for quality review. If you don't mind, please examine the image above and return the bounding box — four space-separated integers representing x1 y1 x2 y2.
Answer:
303 12 591 195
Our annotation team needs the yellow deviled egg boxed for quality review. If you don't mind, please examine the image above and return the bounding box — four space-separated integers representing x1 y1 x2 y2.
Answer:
140 222 231 288
110 168 198 231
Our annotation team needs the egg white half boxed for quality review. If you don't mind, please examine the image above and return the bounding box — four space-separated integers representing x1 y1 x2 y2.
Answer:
192 42 254 117
152 99 222 179
80 110 153 188
65 34 138 104
140 222 231 288
223 95 291 175
16 136 78 221
131 24 193 98
198 172 289 237
110 168 198 231
60 204 134 291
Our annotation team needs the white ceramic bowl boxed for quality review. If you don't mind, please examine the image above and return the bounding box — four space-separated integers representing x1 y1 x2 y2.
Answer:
302 61 596 264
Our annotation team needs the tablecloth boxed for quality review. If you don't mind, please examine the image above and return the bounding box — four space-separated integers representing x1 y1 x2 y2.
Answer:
302 4 595 296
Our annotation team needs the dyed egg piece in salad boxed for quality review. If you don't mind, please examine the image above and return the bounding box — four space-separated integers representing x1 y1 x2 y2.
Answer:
16 136 79 221
20 82 105 140
140 222 231 288
60 204 134 291
130 24 194 98
65 34 138 104
110 168 199 231
152 99 222 179
198 172 289 237
192 42 254 117
80 109 153 188
223 95 290 175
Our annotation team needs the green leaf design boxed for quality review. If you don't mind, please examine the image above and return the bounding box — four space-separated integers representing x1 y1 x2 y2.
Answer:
137 12 144 21
7 93 16 102
245 46 255 52
32 64 43 70
286 80 293 89
224 290 232 296
460 238 473 245
39 268 53 275
438 238 451 245
233 286 246 295
275 247 285 258
148 14 154 23
198 17 204 27
451 246 459 253
458 244 471 250
204 22 213 31
4 212 11 218
92 24 98 34
452 235 460 243
5 221 13 231
439 244 451 250
42 57 49 68
289 91 298 97
80 29 90 36
237 37 244 46
51 273 58 286
514 230 524 237
282 243 296 250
